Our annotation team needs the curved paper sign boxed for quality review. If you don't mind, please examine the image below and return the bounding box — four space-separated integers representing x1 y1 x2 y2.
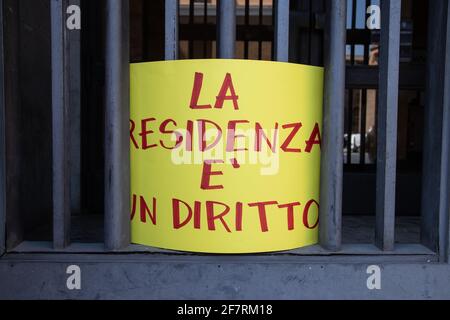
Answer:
130 59 323 253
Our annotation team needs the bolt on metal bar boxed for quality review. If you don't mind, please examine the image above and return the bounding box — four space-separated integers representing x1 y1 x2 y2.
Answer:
104 0 131 250
274 0 290 62
217 0 236 58
165 0 179 60
51 0 71 249
375 0 402 251
319 0 346 251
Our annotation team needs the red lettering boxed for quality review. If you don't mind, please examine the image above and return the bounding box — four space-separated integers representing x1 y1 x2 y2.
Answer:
206 201 232 233
303 199 319 229
140 118 157 150
193 201 201 229
281 122 302 153
248 201 278 232
190 72 212 109
305 123 322 153
140 196 157 225
130 120 139 149
130 194 137 220
214 73 239 110
226 120 249 152
160 119 182 150
201 160 224 190
186 120 194 151
278 202 301 230
173 198 193 229
235 202 243 231
255 122 279 152
197 119 223 151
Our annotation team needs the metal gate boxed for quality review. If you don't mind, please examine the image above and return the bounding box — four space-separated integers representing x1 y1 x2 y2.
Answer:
1 0 450 299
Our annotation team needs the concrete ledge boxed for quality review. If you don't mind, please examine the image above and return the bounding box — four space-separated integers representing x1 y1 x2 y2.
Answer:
0 253 448 299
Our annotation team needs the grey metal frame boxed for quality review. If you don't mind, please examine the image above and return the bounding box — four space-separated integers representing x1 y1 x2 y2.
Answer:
2 252 450 299
439 0 450 262
0 0 5 257
165 0 179 60
422 0 450 256
319 0 346 251
104 0 131 251
217 0 236 58
375 0 401 251
2 0 450 299
51 0 71 249
274 0 290 62
0 0 450 263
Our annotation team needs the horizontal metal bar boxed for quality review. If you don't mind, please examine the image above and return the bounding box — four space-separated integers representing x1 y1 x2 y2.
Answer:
319 0 347 251
8 241 436 257
165 0 179 60
217 0 236 58
274 0 290 62
51 0 71 249
104 0 131 251
180 24 273 42
346 65 426 89
375 0 402 251
4 258 450 300
179 3 273 16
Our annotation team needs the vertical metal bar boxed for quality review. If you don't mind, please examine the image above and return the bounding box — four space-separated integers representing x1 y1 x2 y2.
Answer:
189 0 194 59
203 0 208 58
142 0 149 61
244 0 249 24
441 0 450 262
307 0 312 65
217 0 236 58
359 0 368 165
271 4 275 60
319 0 346 251
422 0 448 253
360 39 369 165
244 0 250 59
0 0 5 256
69 0 81 216
375 0 401 251
350 0 356 65
165 0 179 60
360 88 367 165
296 0 310 64
258 0 263 60
274 0 290 62
3 0 22 251
51 0 71 249
105 0 130 250
310 0 325 66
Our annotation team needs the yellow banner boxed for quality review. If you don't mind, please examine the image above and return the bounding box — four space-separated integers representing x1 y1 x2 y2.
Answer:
130 59 323 253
